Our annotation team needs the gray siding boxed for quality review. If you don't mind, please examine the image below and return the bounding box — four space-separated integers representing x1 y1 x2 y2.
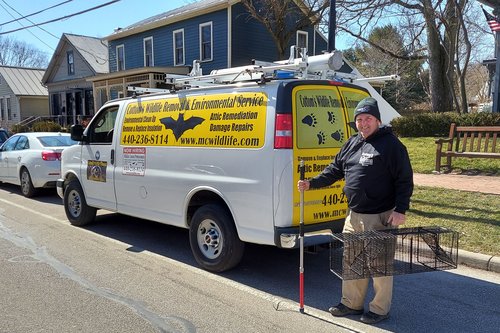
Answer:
51 46 96 82
0 74 14 96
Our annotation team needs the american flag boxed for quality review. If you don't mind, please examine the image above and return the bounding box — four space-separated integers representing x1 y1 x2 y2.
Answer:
483 7 500 33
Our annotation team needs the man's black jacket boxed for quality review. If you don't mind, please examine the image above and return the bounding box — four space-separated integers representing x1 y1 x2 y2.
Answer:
309 126 413 214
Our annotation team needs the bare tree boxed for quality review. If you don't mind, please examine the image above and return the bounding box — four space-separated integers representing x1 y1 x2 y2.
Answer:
465 63 489 107
344 24 427 111
240 0 330 59
333 0 481 113
0 36 49 68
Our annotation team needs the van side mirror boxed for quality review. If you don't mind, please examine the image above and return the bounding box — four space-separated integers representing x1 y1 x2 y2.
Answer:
70 124 85 141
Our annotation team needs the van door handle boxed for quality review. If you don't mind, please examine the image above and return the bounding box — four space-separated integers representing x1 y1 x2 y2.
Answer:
111 149 115 165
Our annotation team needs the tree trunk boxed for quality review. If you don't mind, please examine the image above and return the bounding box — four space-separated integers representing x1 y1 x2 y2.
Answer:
424 2 454 113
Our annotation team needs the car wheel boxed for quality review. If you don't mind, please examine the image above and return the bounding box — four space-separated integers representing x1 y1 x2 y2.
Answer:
20 168 37 197
189 204 244 272
64 179 96 226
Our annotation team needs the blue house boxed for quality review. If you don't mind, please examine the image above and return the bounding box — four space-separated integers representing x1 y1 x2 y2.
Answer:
90 0 327 106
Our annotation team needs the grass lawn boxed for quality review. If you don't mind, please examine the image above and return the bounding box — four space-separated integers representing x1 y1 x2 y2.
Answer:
399 137 499 256
400 137 500 175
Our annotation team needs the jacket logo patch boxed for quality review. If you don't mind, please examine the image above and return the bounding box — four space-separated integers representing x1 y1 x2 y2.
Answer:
359 153 374 166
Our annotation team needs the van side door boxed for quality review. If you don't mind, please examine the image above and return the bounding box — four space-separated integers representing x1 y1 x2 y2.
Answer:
79 105 119 211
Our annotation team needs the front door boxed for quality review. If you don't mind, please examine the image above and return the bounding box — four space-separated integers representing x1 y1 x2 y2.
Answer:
79 104 119 210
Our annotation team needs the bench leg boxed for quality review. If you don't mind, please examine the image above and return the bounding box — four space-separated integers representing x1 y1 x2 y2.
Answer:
435 152 441 172
435 143 446 173
445 156 452 172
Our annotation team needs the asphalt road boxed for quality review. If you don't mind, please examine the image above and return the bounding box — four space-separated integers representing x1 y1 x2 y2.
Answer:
0 184 499 333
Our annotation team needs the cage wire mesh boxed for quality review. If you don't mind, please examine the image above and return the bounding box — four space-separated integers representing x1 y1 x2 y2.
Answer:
330 227 459 280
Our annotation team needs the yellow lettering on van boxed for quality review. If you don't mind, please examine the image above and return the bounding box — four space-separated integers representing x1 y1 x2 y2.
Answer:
121 92 267 148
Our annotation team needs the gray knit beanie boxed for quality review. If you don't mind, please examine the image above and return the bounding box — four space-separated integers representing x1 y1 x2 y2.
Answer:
354 97 381 122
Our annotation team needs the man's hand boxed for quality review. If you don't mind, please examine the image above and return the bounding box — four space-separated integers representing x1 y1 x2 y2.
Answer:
297 180 310 192
387 211 406 226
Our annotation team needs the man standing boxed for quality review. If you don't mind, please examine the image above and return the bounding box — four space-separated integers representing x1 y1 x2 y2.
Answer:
297 97 413 324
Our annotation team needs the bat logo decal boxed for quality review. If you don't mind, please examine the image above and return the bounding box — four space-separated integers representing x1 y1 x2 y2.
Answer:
159 113 205 140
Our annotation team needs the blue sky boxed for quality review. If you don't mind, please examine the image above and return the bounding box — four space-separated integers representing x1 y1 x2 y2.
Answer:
0 0 190 58
0 0 351 63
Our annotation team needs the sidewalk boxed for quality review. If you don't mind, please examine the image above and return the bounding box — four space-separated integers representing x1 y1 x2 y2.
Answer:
414 173 500 195
413 172 500 273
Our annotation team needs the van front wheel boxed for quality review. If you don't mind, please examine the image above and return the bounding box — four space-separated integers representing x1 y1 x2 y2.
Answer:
64 179 97 226
189 204 244 272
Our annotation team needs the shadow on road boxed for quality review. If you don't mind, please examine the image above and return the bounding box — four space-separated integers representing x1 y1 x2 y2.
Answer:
81 212 499 333
0 183 62 205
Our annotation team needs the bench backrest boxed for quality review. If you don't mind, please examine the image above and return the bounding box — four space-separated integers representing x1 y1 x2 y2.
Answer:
448 123 500 153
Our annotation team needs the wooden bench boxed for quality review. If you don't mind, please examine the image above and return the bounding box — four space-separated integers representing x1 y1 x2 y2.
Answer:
435 123 500 172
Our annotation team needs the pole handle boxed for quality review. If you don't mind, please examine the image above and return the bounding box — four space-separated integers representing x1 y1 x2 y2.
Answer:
299 160 305 181
299 159 305 312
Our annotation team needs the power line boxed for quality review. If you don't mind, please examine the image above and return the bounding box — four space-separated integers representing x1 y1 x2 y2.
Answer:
0 0 121 35
0 0 56 51
0 0 60 41
0 0 110 63
0 0 74 27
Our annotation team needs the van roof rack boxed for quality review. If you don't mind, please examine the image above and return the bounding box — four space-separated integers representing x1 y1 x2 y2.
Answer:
127 47 399 95
165 47 343 89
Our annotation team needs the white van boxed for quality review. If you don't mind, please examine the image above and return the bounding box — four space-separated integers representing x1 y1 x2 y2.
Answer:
58 59 388 272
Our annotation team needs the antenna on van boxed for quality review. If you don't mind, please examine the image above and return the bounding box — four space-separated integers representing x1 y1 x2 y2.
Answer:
190 60 202 77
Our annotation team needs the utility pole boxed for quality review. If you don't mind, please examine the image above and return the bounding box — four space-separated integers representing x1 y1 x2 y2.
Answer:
327 0 336 52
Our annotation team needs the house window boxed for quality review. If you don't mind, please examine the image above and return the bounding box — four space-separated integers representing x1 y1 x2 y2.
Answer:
296 31 308 55
199 22 213 62
67 51 75 75
173 29 185 66
0 98 3 121
117 45 125 71
144 37 154 67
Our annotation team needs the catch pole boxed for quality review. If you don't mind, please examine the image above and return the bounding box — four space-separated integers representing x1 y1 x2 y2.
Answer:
299 160 305 313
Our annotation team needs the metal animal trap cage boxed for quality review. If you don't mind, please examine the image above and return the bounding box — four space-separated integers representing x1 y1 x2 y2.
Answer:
329 227 459 280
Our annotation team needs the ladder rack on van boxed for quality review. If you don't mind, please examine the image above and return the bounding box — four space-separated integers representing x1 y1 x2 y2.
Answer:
128 46 400 95
166 47 351 89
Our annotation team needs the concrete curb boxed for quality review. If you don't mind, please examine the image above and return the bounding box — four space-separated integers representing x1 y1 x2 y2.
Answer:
457 249 500 273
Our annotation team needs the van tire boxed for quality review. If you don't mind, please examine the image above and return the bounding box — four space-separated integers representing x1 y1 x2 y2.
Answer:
64 179 96 226
189 204 244 272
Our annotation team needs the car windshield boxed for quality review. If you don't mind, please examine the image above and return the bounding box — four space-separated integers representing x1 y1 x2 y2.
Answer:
37 135 77 147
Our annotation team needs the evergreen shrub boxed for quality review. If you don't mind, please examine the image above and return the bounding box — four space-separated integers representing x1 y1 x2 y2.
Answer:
10 124 29 133
390 112 500 137
31 121 62 132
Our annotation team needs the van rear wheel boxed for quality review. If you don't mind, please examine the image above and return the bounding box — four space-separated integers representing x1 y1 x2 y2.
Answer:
189 204 244 272
64 179 96 226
